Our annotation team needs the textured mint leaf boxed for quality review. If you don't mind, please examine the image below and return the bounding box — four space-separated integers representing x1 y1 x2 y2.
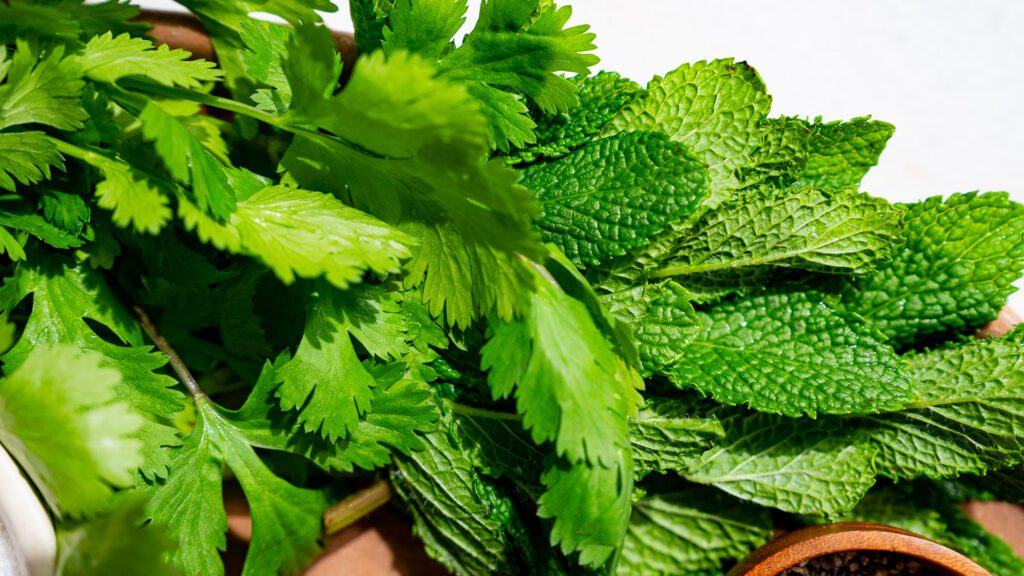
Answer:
818 486 948 539
651 187 905 292
0 41 85 131
0 257 184 481
508 71 645 164
180 185 414 289
539 447 634 568
796 116 894 188
843 192 1024 349
481 268 643 467
79 32 222 88
445 402 544 485
670 291 911 417
737 116 811 193
601 280 701 374
610 59 772 210
139 100 236 219
437 0 599 150
57 492 182 576
620 484 771 575
0 345 144 519
866 327 1024 480
0 131 64 191
686 407 878 515
520 131 708 266
630 398 724 479
392 409 534 576
382 0 467 60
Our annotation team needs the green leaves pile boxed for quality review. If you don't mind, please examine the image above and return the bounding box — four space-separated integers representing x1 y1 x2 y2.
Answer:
0 1 1022 575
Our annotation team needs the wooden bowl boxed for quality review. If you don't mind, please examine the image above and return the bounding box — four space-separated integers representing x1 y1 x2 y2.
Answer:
727 522 991 576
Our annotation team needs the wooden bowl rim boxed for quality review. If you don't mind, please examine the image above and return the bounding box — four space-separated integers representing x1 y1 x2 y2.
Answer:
726 522 991 576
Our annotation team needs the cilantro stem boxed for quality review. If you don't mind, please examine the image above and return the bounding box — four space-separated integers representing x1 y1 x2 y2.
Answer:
323 479 392 536
447 401 522 421
133 305 206 399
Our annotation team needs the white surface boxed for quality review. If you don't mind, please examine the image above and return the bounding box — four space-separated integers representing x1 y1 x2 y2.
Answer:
0 445 55 576
136 0 1024 308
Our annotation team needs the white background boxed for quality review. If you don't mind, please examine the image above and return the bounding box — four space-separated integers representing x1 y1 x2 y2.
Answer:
136 0 1024 309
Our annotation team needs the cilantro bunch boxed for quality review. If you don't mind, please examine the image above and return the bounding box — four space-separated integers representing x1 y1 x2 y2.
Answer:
1 1 1023 575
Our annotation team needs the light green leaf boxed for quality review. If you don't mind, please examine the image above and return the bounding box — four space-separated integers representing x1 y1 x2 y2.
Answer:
620 484 771 575
630 398 724 479
0 41 85 131
866 327 1024 480
481 268 643 467
0 131 64 191
737 116 811 194
0 345 143 519
671 291 911 417
842 191 1024 349
686 407 878 516
180 185 414 289
796 116 894 188
382 0 467 60
650 187 905 294
79 32 222 88
610 59 772 210
520 131 708 266
539 447 634 568
93 159 172 235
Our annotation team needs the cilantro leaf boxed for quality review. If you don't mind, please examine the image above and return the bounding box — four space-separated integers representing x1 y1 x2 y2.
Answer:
620 484 771 575
148 397 328 576
509 71 645 165
0 131 64 191
0 41 85 131
78 32 222 88
0 345 144 518
539 448 634 568
796 116 895 187
0 197 83 250
139 100 236 219
686 407 878 516
180 184 414 289
843 191 1024 349
381 0 467 60
866 327 1024 480
57 492 181 576
86 154 172 235
481 267 643 467
630 398 724 479
671 291 911 417
519 130 709 266
610 59 772 210
0 256 184 481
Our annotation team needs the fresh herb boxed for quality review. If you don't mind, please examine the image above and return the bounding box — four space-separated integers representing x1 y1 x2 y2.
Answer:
0 1 1022 575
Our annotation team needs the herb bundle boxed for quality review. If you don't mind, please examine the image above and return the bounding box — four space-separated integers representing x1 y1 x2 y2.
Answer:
0 1 1023 575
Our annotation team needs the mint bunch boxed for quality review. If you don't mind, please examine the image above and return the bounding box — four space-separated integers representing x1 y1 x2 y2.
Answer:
0 1 1022 575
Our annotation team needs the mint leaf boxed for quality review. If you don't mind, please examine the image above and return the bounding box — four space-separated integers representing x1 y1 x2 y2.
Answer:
866 327 1024 480
620 484 771 575
509 71 644 165
0 41 85 131
686 407 878 515
651 187 905 293
610 59 772 210
843 192 1024 349
0 345 143 518
0 131 64 191
601 280 701 374
796 116 895 187
737 116 811 193
79 32 222 88
481 267 643 467
671 291 911 417
630 398 724 479
520 131 708 266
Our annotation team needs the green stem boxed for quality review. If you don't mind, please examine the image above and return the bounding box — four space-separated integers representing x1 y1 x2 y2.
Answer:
447 401 522 422
323 479 392 535
134 305 206 399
